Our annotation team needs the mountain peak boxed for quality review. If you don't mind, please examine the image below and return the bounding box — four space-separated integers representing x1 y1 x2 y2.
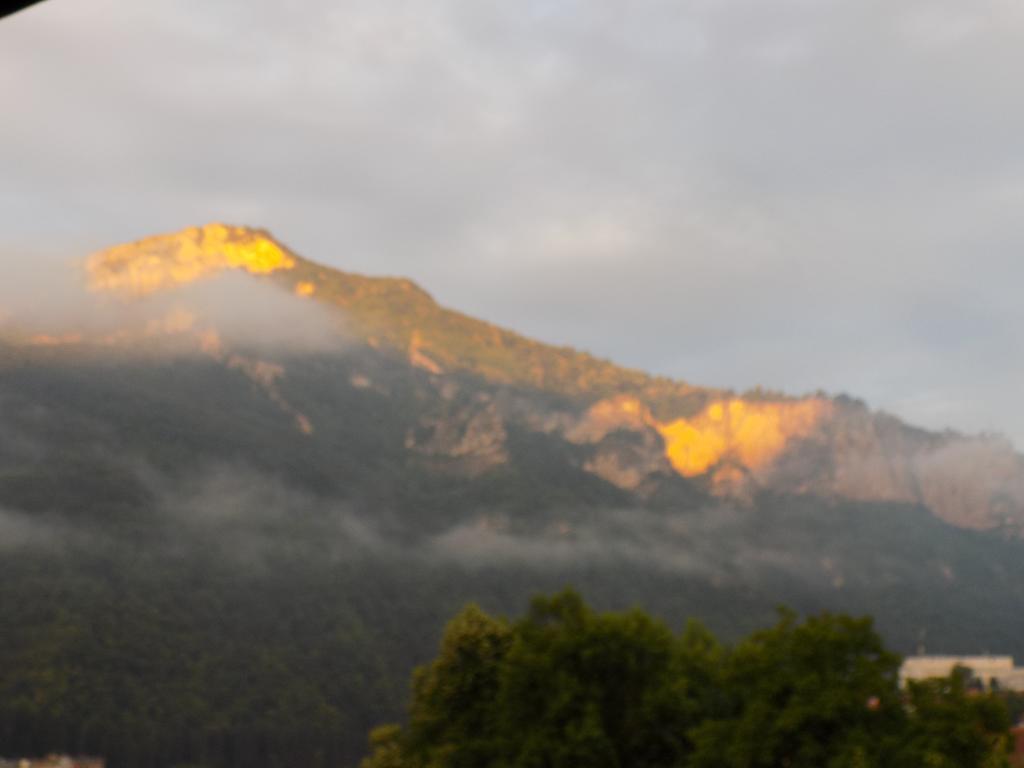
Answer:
81 224 734 413
10 224 1024 531
86 223 297 297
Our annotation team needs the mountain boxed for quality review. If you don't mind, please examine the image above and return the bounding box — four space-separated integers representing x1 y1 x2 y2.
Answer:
72 223 1024 531
3 223 1024 767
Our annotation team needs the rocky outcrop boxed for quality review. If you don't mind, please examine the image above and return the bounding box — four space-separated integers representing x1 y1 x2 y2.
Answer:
557 393 1024 530
405 396 508 476
87 223 298 296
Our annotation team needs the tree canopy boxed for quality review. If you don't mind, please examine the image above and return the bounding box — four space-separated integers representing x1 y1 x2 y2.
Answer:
363 591 1011 768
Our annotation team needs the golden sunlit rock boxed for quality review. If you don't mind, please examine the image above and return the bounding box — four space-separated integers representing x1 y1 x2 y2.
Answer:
656 398 832 476
567 395 651 443
573 394 831 483
86 223 296 296
657 418 729 476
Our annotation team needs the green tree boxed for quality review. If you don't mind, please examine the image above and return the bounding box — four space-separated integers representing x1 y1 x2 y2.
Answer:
494 590 702 768
688 610 905 768
362 603 511 768
407 603 512 767
894 671 1010 768
361 725 409 768
362 594 1013 768
363 590 711 768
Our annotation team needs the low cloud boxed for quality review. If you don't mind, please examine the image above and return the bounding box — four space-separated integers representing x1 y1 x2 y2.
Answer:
0 447 972 600
0 506 97 554
130 273 350 355
146 463 391 567
0 255 350 358
10 451 816 585
423 505 827 586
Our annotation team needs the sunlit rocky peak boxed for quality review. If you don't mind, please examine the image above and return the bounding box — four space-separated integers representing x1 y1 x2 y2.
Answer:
86 223 296 297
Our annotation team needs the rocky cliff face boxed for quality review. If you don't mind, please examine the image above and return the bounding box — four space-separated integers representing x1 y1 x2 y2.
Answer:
480 389 1024 531
24 223 1024 533
554 390 1024 530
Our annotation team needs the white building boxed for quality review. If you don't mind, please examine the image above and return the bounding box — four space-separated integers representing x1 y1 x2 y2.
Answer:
900 655 1024 691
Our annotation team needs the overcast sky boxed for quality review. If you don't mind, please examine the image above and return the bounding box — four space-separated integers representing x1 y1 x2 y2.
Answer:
3 0 1024 443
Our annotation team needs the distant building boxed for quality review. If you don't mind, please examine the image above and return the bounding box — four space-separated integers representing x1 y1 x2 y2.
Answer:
0 757 104 768
900 655 1024 691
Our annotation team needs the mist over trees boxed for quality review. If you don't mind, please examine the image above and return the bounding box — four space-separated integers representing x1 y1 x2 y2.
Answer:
3 346 1024 767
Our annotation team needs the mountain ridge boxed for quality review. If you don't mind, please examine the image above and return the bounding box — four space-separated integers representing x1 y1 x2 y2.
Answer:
71 222 1024 532
84 223 725 410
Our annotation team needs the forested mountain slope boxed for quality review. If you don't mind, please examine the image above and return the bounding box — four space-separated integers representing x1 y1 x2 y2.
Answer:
2 223 1023 767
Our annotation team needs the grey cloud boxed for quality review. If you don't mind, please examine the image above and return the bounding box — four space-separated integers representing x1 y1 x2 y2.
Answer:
0 253 349 355
0 506 98 553
154 463 399 557
2 0 1024 442
423 505 831 587
153 273 351 354
147 461 837 584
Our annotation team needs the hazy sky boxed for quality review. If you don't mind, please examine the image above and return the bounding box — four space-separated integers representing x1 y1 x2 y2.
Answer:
3 0 1024 443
